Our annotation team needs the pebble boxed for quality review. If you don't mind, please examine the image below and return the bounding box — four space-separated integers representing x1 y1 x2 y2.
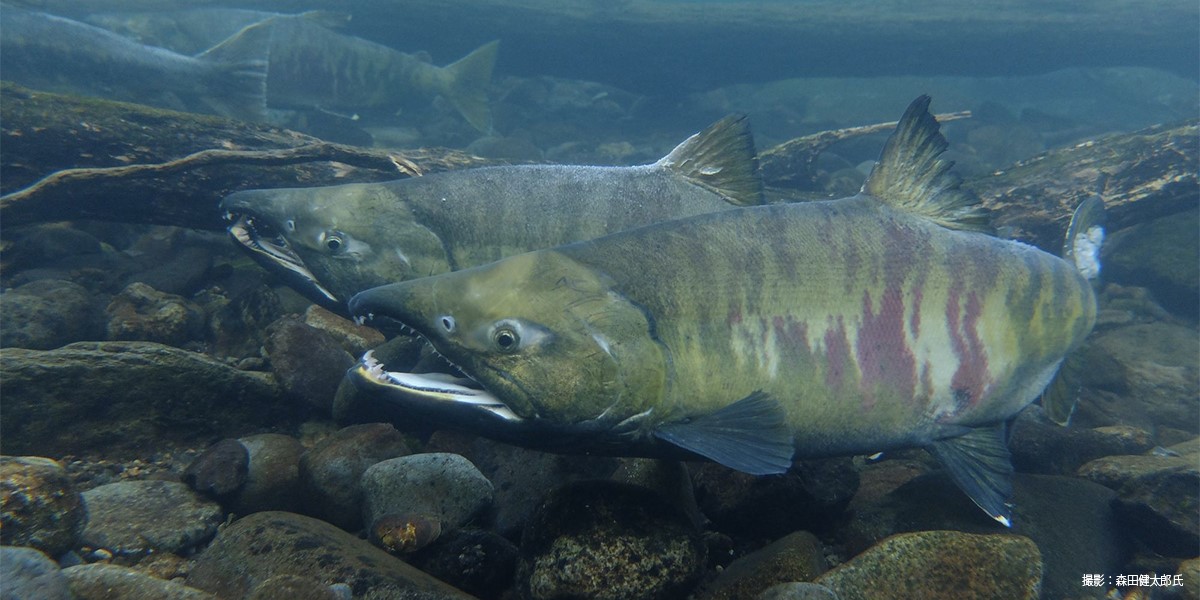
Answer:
409 527 520 600
187 511 475 599
263 317 355 413
302 304 386 357
694 531 829 600
518 480 706 600
360 453 494 536
182 438 250 498
80 480 224 557
0 456 88 557
815 530 1042 600
298 423 414 530
63 563 219 600
105 281 204 346
0 546 72 600
227 433 305 515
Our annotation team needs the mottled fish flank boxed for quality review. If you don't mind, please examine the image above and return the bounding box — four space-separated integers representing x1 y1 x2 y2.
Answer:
347 96 1103 526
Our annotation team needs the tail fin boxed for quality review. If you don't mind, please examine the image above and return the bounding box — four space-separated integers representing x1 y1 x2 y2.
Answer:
654 114 764 207
863 95 991 233
439 40 499 133
194 19 274 122
1041 195 1106 425
1062 194 1106 281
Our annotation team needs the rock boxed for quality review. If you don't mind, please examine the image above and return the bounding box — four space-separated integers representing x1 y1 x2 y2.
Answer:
187 511 475 599
182 438 250 498
246 574 349 600
105 282 204 345
0 341 292 456
757 582 839 600
3 223 102 271
409 527 520 600
203 280 283 360
691 457 858 540
303 304 386 357
815 531 1041 600
840 472 1127 600
361 453 494 538
0 546 72 600
1077 451 1196 490
263 317 355 413
517 480 706 600
694 531 828 600
1076 322 1200 433
1179 557 1200 600
1111 459 1199 557
425 432 618 537
0 279 94 349
227 433 305 515
125 244 214 297
298 423 414 530
0 456 88 557
1009 405 1155 475
80 480 223 557
1103 208 1199 317
612 458 706 530
64 563 219 600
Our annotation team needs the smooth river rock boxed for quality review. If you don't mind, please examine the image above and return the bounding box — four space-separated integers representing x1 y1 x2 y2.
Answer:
81 480 223 557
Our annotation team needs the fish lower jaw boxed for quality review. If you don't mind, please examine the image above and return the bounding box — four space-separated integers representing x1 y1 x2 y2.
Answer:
359 350 520 422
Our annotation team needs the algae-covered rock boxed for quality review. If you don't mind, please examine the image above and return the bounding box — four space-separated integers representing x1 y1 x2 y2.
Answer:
0 341 292 456
694 531 829 600
264 317 355 413
187 511 475 599
0 279 94 350
64 563 219 600
298 423 415 531
1103 208 1199 317
816 530 1041 600
0 456 88 557
518 480 706 600
105 281 204 345
81 480 223 557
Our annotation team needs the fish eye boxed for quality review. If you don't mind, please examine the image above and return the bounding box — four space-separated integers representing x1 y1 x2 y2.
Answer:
324 233 344 252
439 315 455 333
285 219 296 232
493 327 519 351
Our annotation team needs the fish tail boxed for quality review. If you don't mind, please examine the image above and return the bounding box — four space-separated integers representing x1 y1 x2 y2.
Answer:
654 114 764 207
193 19 274 122
1061 194 1106 281
438 40 499 133
1040 195 1106 425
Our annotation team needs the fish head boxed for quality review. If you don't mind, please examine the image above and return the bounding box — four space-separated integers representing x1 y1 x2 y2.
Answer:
221 184 451 312
348 250 668 439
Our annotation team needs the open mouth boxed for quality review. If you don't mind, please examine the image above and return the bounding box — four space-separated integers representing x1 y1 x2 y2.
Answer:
224 212 339 304
356 347 521 422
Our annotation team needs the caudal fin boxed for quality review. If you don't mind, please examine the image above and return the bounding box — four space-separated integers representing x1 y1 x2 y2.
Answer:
654 114 764 207
863 95 991 233
439 40 499 132
194 19 274 122
1041 195 1106 425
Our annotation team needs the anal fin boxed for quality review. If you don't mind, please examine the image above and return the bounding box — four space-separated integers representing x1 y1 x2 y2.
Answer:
927 423 1014 527
654 391 794 475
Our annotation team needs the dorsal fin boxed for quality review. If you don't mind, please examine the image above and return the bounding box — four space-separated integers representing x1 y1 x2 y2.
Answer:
655 115 765 207
863 95 991 232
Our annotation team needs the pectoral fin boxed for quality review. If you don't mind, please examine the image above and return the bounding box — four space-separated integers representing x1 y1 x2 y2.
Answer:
928 423 1014 527
654 391 794 475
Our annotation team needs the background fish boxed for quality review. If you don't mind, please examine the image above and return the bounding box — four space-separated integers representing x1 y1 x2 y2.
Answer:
0 5 270 122
348 96 1104 526
230 15 498 132
220 114 763 310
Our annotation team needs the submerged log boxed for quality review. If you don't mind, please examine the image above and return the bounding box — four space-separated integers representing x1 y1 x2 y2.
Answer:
969 121 1199 250
0 83 498 231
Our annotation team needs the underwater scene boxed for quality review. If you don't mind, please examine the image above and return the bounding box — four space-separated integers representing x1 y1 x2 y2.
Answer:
0 1 1197 599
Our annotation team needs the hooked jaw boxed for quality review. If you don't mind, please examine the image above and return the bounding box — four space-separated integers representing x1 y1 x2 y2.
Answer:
222 208 340 308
